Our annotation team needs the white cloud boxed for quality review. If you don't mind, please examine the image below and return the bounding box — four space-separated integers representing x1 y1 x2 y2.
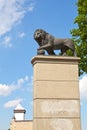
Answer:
1 36 13 48
0 0 25 35
79 75 87 100
18 32 26 38
4 98 23 108
0 84 17 96
0 0 35 36
4 36 11 43
0 75 29 96
17 75 29 86
28 3 35 12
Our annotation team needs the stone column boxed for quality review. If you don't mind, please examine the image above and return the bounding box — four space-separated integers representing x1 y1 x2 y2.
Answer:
31 56 81 130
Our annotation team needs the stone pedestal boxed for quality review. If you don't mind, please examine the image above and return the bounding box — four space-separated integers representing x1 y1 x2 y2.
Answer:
31 56 81 130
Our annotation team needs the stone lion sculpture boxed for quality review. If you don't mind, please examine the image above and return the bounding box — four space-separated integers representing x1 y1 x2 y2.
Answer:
34 29 76 56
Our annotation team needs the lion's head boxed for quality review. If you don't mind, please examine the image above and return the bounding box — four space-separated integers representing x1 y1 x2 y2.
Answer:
34 29 46 40
34 29 48 55
34 29 48 46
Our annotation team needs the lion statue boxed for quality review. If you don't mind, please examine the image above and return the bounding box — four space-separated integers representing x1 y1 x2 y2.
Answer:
34 29 76 56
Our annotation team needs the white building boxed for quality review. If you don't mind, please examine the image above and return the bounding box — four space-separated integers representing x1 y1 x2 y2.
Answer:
14 104 26 121
10 104 33 130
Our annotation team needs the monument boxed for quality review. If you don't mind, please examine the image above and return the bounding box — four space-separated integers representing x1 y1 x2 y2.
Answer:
31 29 81 130
34 29 76 56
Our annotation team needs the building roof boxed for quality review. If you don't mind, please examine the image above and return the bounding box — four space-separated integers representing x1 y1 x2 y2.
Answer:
14 104 25 110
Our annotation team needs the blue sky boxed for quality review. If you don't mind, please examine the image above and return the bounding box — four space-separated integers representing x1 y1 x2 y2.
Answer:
0 0 87 130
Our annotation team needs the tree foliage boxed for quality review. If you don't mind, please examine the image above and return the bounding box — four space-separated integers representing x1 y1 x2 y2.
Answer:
71 0 87 75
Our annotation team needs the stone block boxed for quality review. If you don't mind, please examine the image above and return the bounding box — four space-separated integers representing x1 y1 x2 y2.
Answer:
34 118 81 130
33 63 78 81
34 81 80 99
34 99 80 118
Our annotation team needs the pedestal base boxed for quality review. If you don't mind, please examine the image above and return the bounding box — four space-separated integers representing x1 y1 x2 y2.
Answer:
31 56 81 130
